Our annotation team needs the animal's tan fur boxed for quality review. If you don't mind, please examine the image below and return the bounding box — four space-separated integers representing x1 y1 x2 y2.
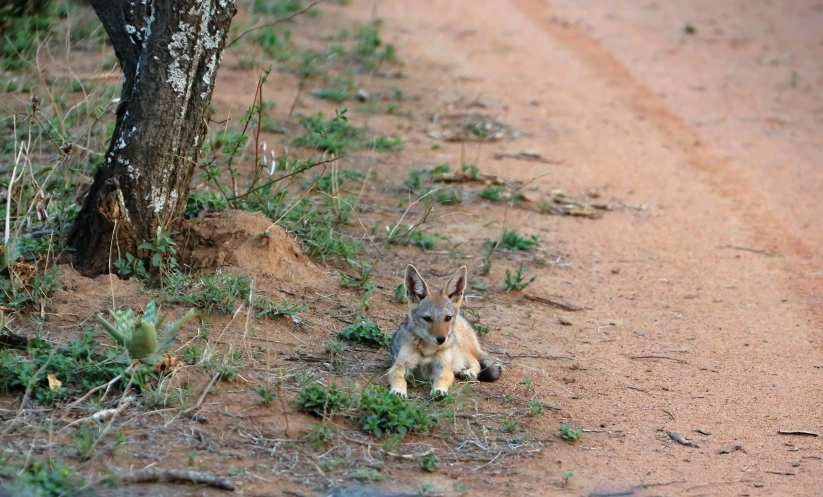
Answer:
387 265 501 397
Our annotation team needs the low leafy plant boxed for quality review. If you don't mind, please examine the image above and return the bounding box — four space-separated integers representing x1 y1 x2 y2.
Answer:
479 186 504 201
175 273 251 314
253 385 277 407
529 399 543 416
339 320 390 348
113 253 148 280
254 297 308 319
419 454 438 473
292 108 363 155
356 385 433 438
435 187 462 205
9 460 87 497
297 382 351 417
503 416 518 432
559 424 582 441
366 136 403 151
394 283 408 304
349 468 386 482
504 263 536 292
462 308 489 336
0 330 127 406
96 301 196 363
409 231 441 251
499 229 539 251
307 421 335 449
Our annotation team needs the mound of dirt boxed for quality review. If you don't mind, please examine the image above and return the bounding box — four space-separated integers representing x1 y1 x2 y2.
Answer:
181 209 320 279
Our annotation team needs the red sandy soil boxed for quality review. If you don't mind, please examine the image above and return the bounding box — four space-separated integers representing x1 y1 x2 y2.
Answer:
4 1 823 496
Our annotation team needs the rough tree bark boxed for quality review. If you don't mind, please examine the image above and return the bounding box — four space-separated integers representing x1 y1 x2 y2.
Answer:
68 0 236 275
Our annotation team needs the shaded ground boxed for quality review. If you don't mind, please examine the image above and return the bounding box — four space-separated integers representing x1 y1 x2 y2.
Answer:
2 0 823 496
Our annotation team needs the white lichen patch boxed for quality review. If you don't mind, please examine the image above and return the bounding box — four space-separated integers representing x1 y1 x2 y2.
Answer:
167 24 193 94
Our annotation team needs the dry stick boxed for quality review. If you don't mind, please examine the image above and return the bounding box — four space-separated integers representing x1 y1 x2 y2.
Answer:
63 374 123 411
777 430 820 437
718 244 777 256
630 355 719 373
91 365 137 451
228 1 322 48
117 468 234 491
523 294 584 312
183 372 222 416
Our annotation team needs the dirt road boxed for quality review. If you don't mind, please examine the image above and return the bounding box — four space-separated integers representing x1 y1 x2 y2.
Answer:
359 0 823 494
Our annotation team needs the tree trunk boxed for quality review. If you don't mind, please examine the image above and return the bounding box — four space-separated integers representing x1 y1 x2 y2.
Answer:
68 0 236 275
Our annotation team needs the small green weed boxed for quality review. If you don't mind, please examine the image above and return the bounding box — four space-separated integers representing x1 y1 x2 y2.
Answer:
113 253 147 280
504 263 536 292
254 297 308 319
183 344 205 365
175 273 250 314
356 385 433 437
339 320 390 348
394 283 408 304
419 454 438 472
349 468 386 482
502 416 518 432
366 136 403 151
409 231 441 251
292 109 362 155
435 187 462 205
462 308 489 336
10 460 87 497
138 228 180 281
520 376 533 391
253 385 277 407
0 330 127 406
479 186 504 202
559 424 582 441
528 399 543 416
499 229 539 251
323 340 348 355
185 190 229 218
307 421 335 449
71 425 98 462
297 382 351 417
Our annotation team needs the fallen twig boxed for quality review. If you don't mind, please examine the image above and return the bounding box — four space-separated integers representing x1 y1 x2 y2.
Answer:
777 430 819 437
64 374 123 411
491 350 574 360
60 397 133 432
630 355 718 373
118 468 234 491
524 294 584 312
763 469 796 476
717 444 743 455
183 372 222 416
668 431 698 448
492 152 563 164
718 244 777 256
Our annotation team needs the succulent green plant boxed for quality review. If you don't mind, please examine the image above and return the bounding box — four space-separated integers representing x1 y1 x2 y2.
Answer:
96 301 196 363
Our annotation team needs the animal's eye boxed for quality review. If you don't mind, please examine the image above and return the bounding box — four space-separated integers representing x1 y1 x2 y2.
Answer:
444 315 452 322
421 316 432 323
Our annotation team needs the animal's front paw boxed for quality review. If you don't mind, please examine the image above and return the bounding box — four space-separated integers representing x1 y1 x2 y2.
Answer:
390 388 408 399
456 370 477 381
430 386 449 398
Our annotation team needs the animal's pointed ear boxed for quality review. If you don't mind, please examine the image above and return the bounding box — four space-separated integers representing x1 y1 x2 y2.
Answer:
442 266 468 304
405 264 429 303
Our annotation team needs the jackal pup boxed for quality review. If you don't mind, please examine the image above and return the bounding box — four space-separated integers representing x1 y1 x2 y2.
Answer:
387 264 501 397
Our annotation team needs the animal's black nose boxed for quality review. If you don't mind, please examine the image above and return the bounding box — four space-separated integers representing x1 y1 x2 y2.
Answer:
436 336 446 344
